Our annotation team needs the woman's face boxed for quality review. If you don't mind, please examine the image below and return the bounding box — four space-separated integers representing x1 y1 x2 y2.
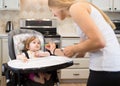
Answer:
29 38 41 51
50 7 68 20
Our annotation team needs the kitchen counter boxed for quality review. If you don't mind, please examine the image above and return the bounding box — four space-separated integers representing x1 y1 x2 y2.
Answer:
0 33 8 38
0 33 120 38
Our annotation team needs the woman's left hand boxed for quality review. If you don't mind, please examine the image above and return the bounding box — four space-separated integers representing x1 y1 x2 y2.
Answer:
63 45 76 57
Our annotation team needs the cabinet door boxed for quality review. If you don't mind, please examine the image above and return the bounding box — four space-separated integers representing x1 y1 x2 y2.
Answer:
61 37 80 48
4 0 20 10
113 0 120 12
91 0 112 11
0 39 2 76
0 0 3 9
87 0 91 2
1 38 9 63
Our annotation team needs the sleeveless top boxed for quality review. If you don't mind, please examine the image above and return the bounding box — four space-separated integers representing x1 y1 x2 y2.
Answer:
75 5 120 71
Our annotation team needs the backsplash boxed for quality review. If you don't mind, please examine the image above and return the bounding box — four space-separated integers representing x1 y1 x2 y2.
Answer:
0 0 120 36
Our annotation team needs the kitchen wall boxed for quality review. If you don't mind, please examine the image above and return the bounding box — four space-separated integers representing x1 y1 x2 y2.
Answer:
0 0 120 36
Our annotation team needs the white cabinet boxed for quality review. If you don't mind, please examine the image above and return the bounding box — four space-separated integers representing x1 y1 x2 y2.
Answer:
60 58 89 81
61 37 80 48
0 37 9 86
0 39 2 76
87 0 91 2
114 0 120 12
91 0 120 12
0 0 20 10
1 38 9 63
60 37 89 82
0 37 9 75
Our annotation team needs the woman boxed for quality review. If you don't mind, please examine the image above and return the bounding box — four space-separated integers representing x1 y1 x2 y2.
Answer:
46 0 120 86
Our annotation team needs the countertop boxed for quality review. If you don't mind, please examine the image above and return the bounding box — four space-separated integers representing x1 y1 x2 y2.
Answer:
0 33 8 38
0 33 120 38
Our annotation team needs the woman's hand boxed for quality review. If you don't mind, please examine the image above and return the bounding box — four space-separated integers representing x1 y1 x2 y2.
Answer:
63 45 76 57
45 42 56 54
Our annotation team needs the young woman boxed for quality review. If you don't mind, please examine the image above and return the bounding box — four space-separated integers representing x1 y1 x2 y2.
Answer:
46 0 120 86
17 36 51 84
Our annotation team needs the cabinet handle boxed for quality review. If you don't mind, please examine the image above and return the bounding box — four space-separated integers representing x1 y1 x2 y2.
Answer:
114 8 117 10
4 6 7 8
74 43 78 45
73 73 80 76
109 8 111 10
74 63 80 65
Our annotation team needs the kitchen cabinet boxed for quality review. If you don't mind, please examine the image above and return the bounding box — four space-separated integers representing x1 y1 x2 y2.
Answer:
61 37 80 48
1 38 9 63
0 38 6 86
0 38 2 76
116 35 120 44
0 36 9 86
60 58 89 82
60 37 89 82
0 0 20 10
91 0 120 12
87 0 91 2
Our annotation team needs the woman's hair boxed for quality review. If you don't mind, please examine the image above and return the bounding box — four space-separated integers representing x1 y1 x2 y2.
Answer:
89 2 116 30
48 0 75 8
48 0 116 29
24 36 40 51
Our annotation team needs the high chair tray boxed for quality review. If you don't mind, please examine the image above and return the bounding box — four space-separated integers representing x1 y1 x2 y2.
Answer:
7 56 73 73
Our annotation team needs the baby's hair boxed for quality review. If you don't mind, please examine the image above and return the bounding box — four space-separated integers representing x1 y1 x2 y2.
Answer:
24 36 40 51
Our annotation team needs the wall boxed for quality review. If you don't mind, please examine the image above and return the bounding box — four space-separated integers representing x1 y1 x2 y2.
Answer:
0 0 120 36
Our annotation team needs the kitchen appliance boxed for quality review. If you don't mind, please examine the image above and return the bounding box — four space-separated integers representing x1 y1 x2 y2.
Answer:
20 19 61 48
112 20 120 34
6 21 14 32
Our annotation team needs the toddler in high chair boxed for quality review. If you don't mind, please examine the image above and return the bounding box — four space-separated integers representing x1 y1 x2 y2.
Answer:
17 36 51 84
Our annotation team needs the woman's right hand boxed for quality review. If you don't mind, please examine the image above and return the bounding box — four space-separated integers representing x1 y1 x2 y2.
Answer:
45 42 56 54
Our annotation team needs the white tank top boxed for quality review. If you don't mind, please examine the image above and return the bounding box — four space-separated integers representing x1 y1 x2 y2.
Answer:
75 5 120 71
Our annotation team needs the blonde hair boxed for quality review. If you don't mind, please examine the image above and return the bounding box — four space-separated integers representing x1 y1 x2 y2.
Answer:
24 36 40 51
89 2 116 29
48 0 116 29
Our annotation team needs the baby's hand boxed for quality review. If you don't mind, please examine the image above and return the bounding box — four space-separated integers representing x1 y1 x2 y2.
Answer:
34 51 40 57
21 57 28 62
17 54 28 62
35 51 50 57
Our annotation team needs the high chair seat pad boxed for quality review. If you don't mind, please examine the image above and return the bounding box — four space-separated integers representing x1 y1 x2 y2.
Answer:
7 56 73 73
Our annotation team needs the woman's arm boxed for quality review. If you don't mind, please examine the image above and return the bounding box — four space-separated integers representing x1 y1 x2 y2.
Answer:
62 3 106 57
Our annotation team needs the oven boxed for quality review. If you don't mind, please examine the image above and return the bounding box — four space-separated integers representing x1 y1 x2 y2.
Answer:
20 19 61 48
112 20 120 34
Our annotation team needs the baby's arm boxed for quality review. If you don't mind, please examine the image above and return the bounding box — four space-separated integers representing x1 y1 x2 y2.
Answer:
35 51 50 57
16 53 28 62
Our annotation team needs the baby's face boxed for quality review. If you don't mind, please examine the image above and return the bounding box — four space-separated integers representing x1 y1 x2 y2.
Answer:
29 38 41 51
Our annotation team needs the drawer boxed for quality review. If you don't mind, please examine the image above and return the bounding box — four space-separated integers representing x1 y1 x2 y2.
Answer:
68 58 89 68
61 69 89 79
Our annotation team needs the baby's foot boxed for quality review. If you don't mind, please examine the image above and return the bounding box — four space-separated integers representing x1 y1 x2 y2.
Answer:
34 76 45 84
39 77 45 84
45 74 51 81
